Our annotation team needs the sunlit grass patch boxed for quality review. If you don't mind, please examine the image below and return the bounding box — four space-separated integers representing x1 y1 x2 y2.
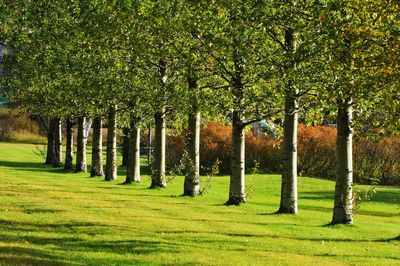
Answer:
0 143 399 265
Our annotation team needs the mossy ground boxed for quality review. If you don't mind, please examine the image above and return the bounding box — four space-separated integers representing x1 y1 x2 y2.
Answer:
0 142 399 265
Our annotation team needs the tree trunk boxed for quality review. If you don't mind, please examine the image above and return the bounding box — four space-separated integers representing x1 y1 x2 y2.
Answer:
147 124 152 167
184 109 201 196
226 111 246 205
52 118 63 167
278 93 298 214
75 116 87 172
277 27 299 214
91 116 104 177
151 60 168 189
84 118 92 145
105 106 118 181
331 101 353 225
126 116 141 184
151 111 167 188
121 128 129 167
45 118 56 165
64 117 74 170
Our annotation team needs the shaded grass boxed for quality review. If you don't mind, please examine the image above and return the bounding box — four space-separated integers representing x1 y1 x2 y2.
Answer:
0 142 399 265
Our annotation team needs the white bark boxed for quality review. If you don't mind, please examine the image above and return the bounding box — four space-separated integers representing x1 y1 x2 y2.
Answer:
53 118 63 167
91 116 104 177
227 111 246 205
278 95 298 214
64 117 73 170
151 111 167 188
105 106 118 181
332 101 353 225
184 110 201 196
76 116 87 172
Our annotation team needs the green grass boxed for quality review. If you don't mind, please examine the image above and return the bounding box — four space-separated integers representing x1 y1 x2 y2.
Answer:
0 142 399 265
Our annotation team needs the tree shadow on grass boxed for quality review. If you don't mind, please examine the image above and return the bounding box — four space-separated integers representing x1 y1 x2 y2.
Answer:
0 246 73 266
0 218 183 263
0 160 71 175
0 160 153 179
22 208 65 214
115 165 152 176
257 212 281 216
0 224 180 264
0 219 107 236
0 236 177 265
300 189 400 205
153 229 400 245
1 217 398 265
0 255 72 266
299 190 334 200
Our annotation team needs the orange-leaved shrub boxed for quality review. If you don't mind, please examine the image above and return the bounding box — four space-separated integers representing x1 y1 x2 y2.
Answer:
200 122 232 173
353 136 400 185
165 121 400 185
165 133 186 170
166 121 280 174
297 124 336 181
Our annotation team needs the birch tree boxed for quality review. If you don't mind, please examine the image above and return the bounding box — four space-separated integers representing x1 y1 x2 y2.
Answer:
318 0 393 224
199 0 281 205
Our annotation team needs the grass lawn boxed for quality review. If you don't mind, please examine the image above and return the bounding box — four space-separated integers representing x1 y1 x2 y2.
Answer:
0 142 399 265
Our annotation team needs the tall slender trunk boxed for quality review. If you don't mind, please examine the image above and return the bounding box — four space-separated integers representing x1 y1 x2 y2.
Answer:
91 116 104 177
151 111 167 188
278 27 298 214
331 101 353 225
184 78 201 196
105 106 118 181
64 117 74 170
84 118 92 145
184 110 201 196
151 60 168 189
121 128 129 167
45 118 56 165
278 94 298 214
53 118 63 167
226 111 246 205
75 116 87 172
126 115 141 183
227 57 246 205
147 124 152 167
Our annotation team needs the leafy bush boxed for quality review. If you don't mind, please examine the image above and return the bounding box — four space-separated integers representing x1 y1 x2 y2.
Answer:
166 121 280 174
295 124 400 185
297 124 336 181
200 122 232 174
354 136 400 185
166 133 186 169
166 121 400 186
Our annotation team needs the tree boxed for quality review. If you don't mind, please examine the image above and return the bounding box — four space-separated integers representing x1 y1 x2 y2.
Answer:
64 117 74 170
318 0 393 224
140 0 188 189
0 1 89 168
263 0 324 214
91 116 104 177
177 0 217 197
198 0 282 205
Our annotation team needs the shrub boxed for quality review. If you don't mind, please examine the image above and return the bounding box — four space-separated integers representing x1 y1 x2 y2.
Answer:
165 121 400 186
166 121 280 174
297 124 336 181
166 133 186 170
245 131 281 173
354 136 400 185
200 122 232 173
